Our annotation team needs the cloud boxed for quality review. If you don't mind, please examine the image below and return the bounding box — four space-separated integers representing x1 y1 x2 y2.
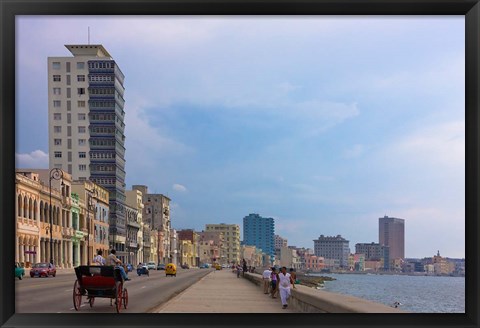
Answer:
343 144 366 159
386 121 464 169
123 95 195 181
312 175 335 182
16 150 49 168
278 82 301 93
172 184 187 192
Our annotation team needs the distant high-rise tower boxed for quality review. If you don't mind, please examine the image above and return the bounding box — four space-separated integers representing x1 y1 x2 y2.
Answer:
379 215 405 259
48 44 127 252
243 213 275 263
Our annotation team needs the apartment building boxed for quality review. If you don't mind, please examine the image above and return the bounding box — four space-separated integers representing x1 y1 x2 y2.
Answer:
48 44 127 255
205 223 240 265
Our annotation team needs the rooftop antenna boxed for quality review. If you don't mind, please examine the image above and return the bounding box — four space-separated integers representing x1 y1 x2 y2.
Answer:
88 26 90 45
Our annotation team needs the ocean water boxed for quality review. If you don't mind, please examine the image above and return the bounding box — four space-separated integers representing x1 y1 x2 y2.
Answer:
310 273 465 313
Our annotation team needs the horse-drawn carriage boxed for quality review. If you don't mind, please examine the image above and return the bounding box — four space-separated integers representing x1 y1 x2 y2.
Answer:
73 266 128 313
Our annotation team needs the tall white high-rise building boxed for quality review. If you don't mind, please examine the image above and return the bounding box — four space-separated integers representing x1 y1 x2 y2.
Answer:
48 44 128 256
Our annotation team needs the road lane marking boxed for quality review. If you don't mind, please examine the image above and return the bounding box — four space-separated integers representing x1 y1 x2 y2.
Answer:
141 286 146 289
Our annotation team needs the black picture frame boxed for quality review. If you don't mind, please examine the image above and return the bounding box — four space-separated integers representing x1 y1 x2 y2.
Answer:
1 1 478 328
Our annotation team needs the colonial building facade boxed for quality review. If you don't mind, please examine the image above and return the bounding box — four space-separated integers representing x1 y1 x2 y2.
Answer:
16 169 74 268
16 169 111 268
125 189 144 265
132 185 171 264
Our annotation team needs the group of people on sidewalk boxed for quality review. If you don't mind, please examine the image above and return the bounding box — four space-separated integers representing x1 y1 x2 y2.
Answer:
92 249 131 281
262 266 296 309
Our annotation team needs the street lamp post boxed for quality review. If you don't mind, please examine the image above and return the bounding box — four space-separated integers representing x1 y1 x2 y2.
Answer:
49 168 64 266
87 188 98 266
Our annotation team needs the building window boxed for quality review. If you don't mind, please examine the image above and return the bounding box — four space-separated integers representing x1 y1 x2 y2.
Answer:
53 75 61 82
77 62 85 69
79 152 86 158
52 62 61 69
78 126 86 133
53 126 62 133
79 164 87 171
77 75 85 82
53 100 61 108
54 139 62 146
78 139 86 146
78 88 85 95
53 88 61 95
53 113 61 120
78 113 86 120
78 101 86 108
54 151 62 158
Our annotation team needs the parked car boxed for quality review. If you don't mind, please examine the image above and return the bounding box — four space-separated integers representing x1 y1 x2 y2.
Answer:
30 262 56 278
157 263 166 270
146 261 156 270
214 263 222 270
199 264 210 269
15 262 25 280
180 263 190 269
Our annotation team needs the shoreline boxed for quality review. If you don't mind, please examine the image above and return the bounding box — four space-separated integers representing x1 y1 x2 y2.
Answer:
302 270 465 278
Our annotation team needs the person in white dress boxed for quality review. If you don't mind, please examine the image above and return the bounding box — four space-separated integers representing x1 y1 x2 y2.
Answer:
278 266 294 309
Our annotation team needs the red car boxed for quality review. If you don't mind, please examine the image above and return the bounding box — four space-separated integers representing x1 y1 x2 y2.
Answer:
30 262 56 278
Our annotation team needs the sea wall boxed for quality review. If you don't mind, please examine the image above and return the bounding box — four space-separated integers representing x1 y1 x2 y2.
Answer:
243 272 407 313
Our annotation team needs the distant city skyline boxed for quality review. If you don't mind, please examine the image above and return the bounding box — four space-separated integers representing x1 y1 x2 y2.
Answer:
16 16 465 258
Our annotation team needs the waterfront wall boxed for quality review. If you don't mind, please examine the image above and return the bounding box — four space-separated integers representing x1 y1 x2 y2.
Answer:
243 272 406 313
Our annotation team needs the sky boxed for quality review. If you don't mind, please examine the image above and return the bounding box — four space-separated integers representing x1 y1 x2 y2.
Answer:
15 16 465 258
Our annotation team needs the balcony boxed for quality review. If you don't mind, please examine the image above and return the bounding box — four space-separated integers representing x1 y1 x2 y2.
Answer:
129 241 138 248
62 227 74 237
62 196 71 207
127 220 141 229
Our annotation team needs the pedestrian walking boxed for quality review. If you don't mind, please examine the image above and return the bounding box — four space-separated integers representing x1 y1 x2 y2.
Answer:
289 268 297 289
270 267 279 298
278 266 294 309
242 260 247 277
236 264 242 278
262 267 272 294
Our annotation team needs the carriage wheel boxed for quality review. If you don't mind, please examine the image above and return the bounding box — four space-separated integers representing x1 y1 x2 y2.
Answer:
122 288 128 309
73 280 82 311
89 297 95 307
115 281 123 313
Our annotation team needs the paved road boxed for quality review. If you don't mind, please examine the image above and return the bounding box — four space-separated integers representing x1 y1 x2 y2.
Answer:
15 268 212 313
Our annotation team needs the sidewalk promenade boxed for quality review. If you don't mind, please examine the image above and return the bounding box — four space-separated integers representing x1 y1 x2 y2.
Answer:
152 269 296 313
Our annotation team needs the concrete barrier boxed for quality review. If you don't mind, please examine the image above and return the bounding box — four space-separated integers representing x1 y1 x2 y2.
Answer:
243 272 406 313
